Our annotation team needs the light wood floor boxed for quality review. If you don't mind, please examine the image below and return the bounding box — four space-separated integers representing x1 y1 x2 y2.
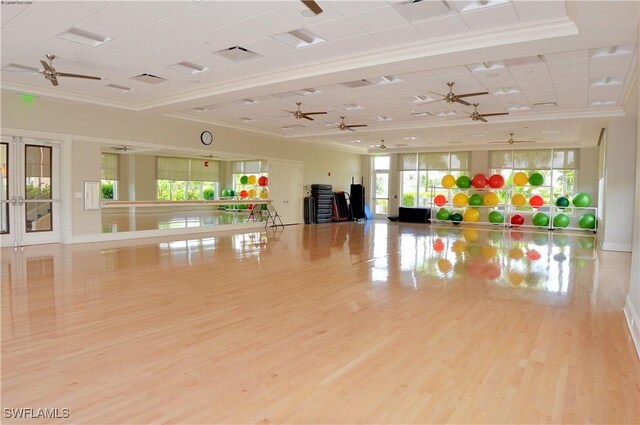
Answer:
1 222 638 424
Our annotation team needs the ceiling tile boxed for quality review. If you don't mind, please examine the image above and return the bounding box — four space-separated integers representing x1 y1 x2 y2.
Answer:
460 3 519 31
196 23 265 53
120 20 202 51
244 37 292 57
1 2 32 27
276 1 343 26
307 17 367 41
329 1 387 16
347 4 408 33
370 24 425 47
411 13 469 39
512 1 567 21
334 34 383 55
240 10 301 36
169 4 236 33
202 1 271 22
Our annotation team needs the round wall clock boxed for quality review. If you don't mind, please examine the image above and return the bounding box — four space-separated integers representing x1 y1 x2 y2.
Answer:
200 131 213 145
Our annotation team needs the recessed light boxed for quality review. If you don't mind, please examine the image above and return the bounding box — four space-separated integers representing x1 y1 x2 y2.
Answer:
403 136 417 141
103 84 132 93
590 100 616 106
58 27 111 47
241 117 254 122
272 28 325 49
167 61 208 74
376 116 393 122
342 103 363 110
349 139 362 143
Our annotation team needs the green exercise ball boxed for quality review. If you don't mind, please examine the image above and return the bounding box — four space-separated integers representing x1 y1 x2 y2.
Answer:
488 210 504 224
240 175 248 184
532 212 549 227
578 213 596 229
221 188 231 197
572 193 591 208
555 196 570 209
436 208 451 221
529 172 544 186
237 204 248 210
449 212 463 224
456 176 471 189
469 194 483 206
553 213 570 228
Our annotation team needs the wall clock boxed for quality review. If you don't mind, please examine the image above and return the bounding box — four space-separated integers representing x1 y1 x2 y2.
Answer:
200 131 213 145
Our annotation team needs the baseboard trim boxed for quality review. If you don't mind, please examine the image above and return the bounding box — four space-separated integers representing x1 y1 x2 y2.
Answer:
68 222 266 244
602 242 632 252
623 295 640 360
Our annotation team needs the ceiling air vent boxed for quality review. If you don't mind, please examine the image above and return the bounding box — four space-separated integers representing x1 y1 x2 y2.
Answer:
532 101 558 109
3 63 40 75
57 27 111 47
104 84 132 93
342 79 374 89
215 46 261 63
131 73 167 84
392 0 452 23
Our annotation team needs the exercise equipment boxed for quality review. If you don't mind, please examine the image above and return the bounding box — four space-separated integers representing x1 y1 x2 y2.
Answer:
442 174 456 188
553 213 570 228
555 196 570 208
532 212 549 227
221 188 231 197
259 189 268 199
488 210 504 224
529 195 544 208
456 175 471 188
239 190 248 198
258 176 268 187
436 208 451 220
248 175 257 185
572 193 591 208
513 172 528 186
311 184 332 223
463 208 480 222
528 172 544 186
488 174 505 188
452 193 469 207
511 193 526 206
471 173 489 189
578 213 596 229
434 194 447 207
449 212 463 224
483 192 499 207
248 189 256 198
240 175 248 184
510 214 524 226
468 194 483 206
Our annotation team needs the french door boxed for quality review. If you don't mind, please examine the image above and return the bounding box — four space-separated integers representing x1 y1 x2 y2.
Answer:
1 136 60 247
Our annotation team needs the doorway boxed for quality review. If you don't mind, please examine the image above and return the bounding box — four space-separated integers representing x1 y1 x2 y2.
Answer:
1 136 60 247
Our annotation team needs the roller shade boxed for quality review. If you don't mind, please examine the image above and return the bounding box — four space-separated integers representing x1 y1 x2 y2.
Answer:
157 156 220 181
190 159 219 181
513 150 552 169
450 152 469 170
419 153 449 170
399 154 417 171
489 150 513 169
101 153 118 180
232 160 268 173
552 149 579 169
491 149 575 170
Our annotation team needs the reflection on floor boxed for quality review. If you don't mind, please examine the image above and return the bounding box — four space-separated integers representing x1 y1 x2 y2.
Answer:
1 222 637 424
101 209 258 233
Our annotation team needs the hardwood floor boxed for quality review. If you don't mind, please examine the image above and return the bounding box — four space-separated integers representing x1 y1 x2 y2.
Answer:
2 222 638 424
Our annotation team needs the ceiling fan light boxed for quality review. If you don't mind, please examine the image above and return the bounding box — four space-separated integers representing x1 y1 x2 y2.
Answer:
58 27 111 47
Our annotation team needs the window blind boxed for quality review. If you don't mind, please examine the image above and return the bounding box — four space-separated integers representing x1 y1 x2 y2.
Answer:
232 160 268 173
490 149 578 170
552 149 579 169
157 156 220 181
101 153 118 180
399 154 417 171
418 153 449 170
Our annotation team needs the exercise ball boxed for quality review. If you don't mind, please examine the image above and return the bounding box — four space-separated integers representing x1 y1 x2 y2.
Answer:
452 193 469 207
456 175 471 188
511 193 527 207
513 172 528 186
239 190 248 198
471 173 489 189
436 208 451 221
578 213 596 229
228 190 236 197
248 175 257 185
529 172 544 186
553 213 570 228
260 189 269 199
529 194 544 208
469 194 483 206
442 174 456 188
463 208 480 222
532 212 550 227
434 194 447 207
450 212 463 224
248 189 256 198
221 188 231 197
511 214 525 226
258 176 268 187
488 174 505 188
572 192 591 208
483 192 499 207
555 196 570 209
240 175 248 184
488 210 504 224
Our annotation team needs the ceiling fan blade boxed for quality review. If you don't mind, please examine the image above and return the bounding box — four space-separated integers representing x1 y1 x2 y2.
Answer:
346 127 356 132
346 124 367 128
49 76 59 86
457 91 489 98
478 116 488 123
488 141 510 144
57 72 101 80
512 140 537 143
40 60 54 72
479 112 509 117
454 98 471 106
301 111 327 115
301 0 323 15
302 115 314 121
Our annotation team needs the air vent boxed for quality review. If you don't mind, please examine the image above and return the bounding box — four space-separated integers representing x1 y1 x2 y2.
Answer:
281 124 306 130
366 75 402 85
494 87 520 95
395 143 409 147
293 88 322 96
104 84 132 93
412 95 433 103
508 104 531 111
590 100 616 106
503 55 545 67
342 103 363 110
240 117 254 122
591 45 634 58
342 79 374 89
468 61 505 72
131 73 167 84
532 101 557 109
590 77 621 86
168 61 208 74
3 63 40 75
215 46 261 63
242 98 258 104
272 28 325 48
412 111 433 116
438 110 457 117
376 116 393 122
58 27 111 47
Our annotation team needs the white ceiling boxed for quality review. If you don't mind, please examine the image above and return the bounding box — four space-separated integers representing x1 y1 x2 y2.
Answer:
1 0 638 153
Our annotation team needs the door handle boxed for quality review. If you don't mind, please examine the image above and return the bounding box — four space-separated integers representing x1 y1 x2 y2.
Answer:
9 196 17 206
17 196 25 206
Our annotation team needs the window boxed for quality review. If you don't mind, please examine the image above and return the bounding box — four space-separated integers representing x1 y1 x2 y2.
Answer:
101 153 118 200
230 160 268 198
400 152 469 207
157 156 219 201
489 149 578 202
373 156 390 215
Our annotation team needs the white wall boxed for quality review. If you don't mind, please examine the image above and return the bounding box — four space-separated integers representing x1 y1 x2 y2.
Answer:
578 147 599 204
71 141 101 236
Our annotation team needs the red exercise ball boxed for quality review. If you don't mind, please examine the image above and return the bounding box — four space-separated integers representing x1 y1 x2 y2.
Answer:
511 214 525 226
258 176 268 187
434 194 447 207
239 190 248 198
529 195 544 208
488 174 505 188
471 173 489 189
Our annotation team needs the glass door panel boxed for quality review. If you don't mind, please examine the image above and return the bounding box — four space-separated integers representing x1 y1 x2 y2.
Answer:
1 142 9 235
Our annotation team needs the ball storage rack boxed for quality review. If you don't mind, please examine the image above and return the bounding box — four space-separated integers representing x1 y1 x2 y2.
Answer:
429 185 510 229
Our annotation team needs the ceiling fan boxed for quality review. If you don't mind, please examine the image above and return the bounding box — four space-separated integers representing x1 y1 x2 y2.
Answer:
301 0 322 15
39 54 101 87
412 82 488 113
336 116 367 132
489 133 537 145
374 140 387 150
464 103 509 122
284 102 327 121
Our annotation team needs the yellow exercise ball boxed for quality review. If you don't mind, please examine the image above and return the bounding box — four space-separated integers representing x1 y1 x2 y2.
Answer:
260 189 269 199
483 192 499 207
513 172 529 187
463 208 480 222
248 189 256 198
452 193 469 207
248 175 257 185
442 174 456 189
511 193 527 206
